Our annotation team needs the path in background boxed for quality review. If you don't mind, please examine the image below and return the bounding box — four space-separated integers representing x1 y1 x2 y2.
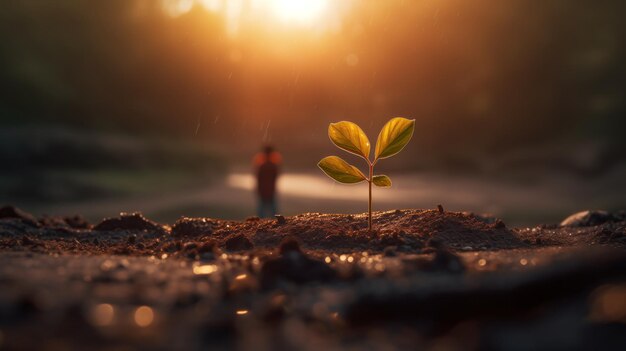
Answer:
33 166 626 227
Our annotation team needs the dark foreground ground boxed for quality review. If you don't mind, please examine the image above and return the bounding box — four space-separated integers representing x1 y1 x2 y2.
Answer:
0 206 625 350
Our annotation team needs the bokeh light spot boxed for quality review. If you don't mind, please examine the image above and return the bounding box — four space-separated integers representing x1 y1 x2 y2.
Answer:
193 264 218 275
134 306 155 327
89 303 115 327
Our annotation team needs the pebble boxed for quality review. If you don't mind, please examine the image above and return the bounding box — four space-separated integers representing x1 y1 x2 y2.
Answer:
275 215 286 225
559 210 620 227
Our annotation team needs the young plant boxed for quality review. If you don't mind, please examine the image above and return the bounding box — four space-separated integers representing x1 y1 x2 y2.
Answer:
318 117 415 231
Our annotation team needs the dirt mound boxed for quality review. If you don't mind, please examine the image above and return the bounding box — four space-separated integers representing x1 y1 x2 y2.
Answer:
93 212 164 232
171 217 214 237
0 205 39 227
206 209 524 252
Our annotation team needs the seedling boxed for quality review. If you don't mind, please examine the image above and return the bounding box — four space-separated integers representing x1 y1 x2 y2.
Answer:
318 117 415 231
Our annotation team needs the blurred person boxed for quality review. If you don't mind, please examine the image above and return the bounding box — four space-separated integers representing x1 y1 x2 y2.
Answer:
253 144 282 218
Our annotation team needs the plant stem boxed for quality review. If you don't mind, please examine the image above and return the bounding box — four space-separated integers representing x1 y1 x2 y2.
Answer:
368 162 373 231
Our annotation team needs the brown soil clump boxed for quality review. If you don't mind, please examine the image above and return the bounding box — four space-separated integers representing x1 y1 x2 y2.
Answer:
93 212 164 232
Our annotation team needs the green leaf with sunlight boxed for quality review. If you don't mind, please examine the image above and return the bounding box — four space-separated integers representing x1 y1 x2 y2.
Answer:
328 121 371 159
374 117 415 161
372 175 392 187
319 117 415 231
318 156 367 184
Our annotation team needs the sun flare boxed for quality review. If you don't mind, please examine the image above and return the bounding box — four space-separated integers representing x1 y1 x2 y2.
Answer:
269 0 329 24
161 0 341 36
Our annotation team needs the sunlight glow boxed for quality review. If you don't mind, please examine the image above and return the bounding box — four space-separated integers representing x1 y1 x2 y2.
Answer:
161 0 194 17
161 0 344 36
269 0 329 24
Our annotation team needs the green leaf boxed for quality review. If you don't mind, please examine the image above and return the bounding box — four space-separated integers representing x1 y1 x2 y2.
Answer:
328 121 371 159
372 175 392 187
318 156 367 184
374 117 415 161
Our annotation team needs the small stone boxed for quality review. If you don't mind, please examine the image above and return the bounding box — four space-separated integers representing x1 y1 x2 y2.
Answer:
560 210 615 227
275 215 286 225
127 234 137 244
462 246 473 251
437 204 444 214
246 216 260 222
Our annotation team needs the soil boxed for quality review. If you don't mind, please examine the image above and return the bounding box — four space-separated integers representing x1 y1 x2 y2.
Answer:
0 206 625 350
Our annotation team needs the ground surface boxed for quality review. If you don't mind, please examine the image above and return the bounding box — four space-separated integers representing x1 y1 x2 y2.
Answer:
0 206 625 350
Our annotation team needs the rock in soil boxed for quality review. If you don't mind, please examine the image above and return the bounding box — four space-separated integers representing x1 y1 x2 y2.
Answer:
560 210 625 227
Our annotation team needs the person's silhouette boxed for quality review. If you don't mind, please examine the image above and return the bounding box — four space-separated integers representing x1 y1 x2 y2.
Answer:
253 145 281 218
